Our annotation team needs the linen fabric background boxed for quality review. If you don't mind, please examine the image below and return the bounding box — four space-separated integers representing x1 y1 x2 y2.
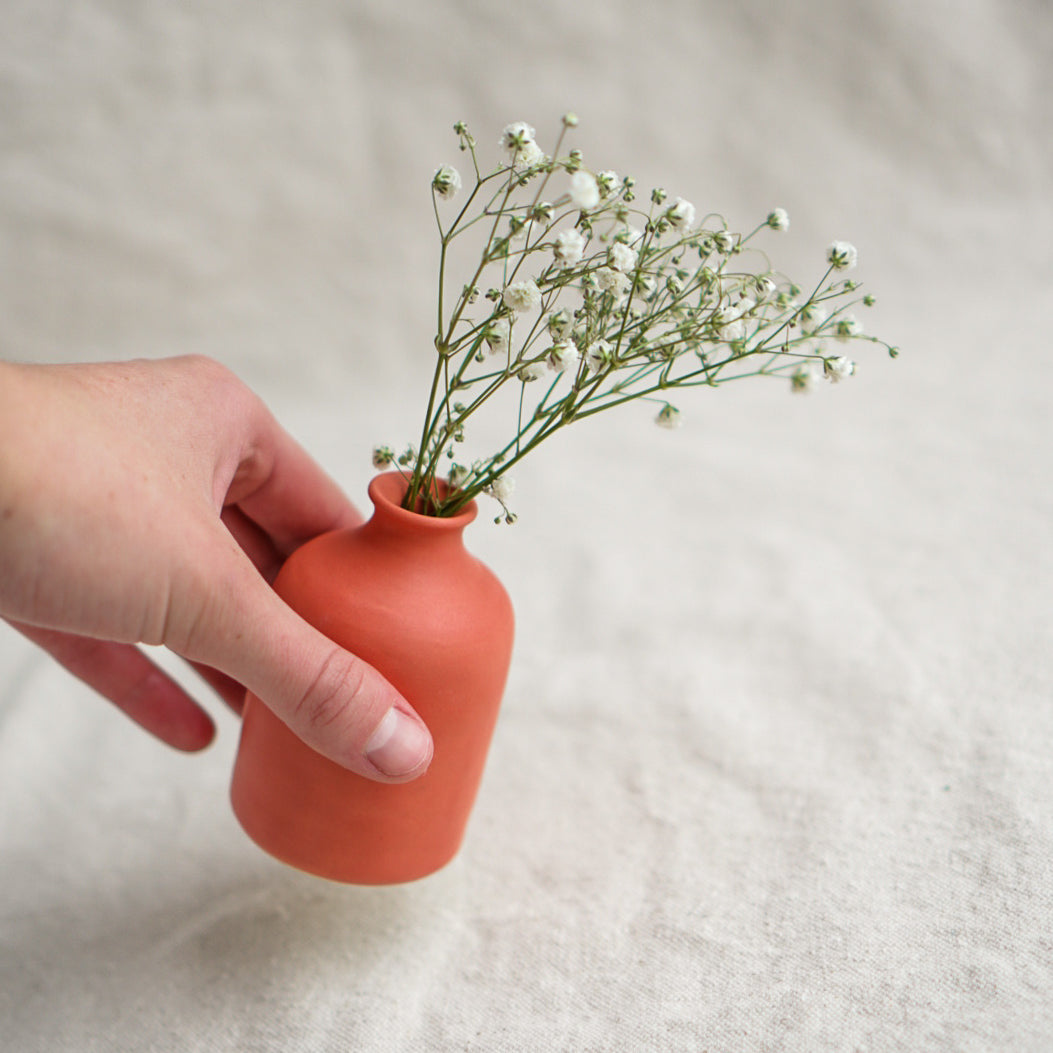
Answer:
2 2 1051 1050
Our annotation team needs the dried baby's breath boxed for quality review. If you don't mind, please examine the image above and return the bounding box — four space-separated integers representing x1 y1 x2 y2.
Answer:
381 117 896 519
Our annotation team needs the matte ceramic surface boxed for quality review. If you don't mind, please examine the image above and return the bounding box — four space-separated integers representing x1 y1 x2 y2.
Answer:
230 472 514 884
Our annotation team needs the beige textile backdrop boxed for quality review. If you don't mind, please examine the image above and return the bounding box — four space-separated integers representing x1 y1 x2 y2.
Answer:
2 2 1052 1051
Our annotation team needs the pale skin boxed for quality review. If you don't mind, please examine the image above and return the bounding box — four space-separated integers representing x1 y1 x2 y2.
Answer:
0 355 432 782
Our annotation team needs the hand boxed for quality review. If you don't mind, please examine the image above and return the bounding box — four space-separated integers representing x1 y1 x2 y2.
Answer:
0 355 432 782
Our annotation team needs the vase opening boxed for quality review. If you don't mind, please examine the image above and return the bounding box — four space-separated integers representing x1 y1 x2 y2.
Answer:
370 471 477 527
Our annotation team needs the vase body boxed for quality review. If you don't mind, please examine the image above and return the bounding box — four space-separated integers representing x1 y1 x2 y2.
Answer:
230 472 514 884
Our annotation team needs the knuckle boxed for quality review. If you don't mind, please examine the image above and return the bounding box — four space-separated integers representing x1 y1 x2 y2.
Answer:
178 353 234 386
294 647 368 733
154 547 237 657
177 355 257 418
156 582 211 654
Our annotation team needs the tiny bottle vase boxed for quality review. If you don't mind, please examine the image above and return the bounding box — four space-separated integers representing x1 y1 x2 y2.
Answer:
230 472 514 884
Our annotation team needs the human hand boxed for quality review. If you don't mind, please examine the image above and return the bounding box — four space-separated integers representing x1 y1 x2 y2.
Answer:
0 355 432 782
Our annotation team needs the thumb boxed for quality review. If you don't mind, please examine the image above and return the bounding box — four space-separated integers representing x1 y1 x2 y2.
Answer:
177 554 433 783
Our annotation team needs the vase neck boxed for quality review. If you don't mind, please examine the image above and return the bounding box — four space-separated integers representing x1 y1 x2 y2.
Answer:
362 472 477 548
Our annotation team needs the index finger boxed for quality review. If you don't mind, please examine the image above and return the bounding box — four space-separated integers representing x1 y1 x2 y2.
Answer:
222 396 364 555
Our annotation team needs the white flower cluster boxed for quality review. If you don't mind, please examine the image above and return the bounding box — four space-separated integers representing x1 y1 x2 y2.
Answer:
553 229 585 267
667 198 695 230
502 281 541 314
827 241 858 270
568 170 600 210
655 404 682 429
484 316 510 355
824 356 855 382
767 208 790 231
387 117 895 519
609 241 637 272
432 165 461 201
500 122 545 168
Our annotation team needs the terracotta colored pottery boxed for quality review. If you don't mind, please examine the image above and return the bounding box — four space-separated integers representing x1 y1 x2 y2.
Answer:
230 472 514 884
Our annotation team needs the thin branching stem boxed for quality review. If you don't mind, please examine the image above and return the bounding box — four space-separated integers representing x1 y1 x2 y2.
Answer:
386 118 896 518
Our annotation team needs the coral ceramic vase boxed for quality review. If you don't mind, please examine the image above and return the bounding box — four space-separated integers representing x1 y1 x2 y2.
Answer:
230 472 514 884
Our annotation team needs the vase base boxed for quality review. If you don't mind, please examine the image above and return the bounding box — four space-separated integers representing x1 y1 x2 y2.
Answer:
230 784 466 886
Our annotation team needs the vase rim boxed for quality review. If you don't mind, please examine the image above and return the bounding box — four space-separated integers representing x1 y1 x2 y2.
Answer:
368 471 478 528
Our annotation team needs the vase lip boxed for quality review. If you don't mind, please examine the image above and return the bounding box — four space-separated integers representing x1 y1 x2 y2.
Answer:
367 471 478 529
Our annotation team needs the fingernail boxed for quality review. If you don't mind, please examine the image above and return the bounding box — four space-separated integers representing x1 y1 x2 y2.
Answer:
364 708 432 778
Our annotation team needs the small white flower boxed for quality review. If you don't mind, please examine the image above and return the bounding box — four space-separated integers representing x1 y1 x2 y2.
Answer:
518 360 548 382
713 297 754 336
766 208 790 231
799 303 827 333
372 445 395 469
484 316 511 354
514 139 545 168
754 275 778 301
824 356 856 382
827 241 858 270
500 121 536 155
720 319 746 342
432 165 462 201
448 464 471 488
585 339 612 372
499 121 545 168
631 273 656 300
547 342 580 373
667 198 696 230
595 267 631 299
502 280 541 313
487 474 516 503
791 363 821 392
712 298 753 343
713 230 736 254
835 314 862 341
655 404 682 429
553 229 586 267
547 308 572 338
596 170 619 198
568 170 600 210
609 242 637 273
